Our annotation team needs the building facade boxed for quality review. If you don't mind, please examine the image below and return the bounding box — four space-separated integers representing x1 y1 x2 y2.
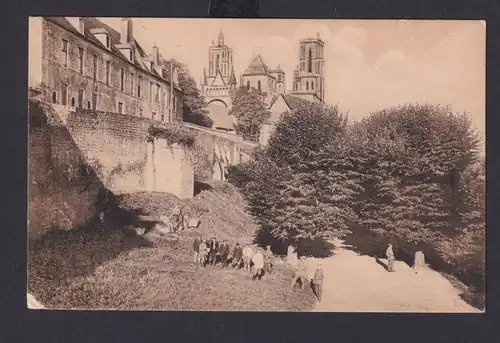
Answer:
290 32 325 103
200 31 237 131
29 17 183 122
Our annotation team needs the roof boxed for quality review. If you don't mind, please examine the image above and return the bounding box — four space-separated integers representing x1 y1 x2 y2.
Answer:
268 94 308 110
242 54 271 75
44 17 181 91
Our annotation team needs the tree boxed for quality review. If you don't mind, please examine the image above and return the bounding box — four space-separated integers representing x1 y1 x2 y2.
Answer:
163 59 213 128
228 86 270 141
228 102 356 253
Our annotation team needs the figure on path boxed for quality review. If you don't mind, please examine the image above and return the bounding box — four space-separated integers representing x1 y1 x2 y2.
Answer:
251 248 265 281
231 243 243 269
208 237 219 266
312 262 324 302
199 239 208 267
264 245 274 274
386 244 395 272
219 240 230 268
290 256 308 290
287 244 298 268
193 236 200 264
412 251 425 274
242 244 254 273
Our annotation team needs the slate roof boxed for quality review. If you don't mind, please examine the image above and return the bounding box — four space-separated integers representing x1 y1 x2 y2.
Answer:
242 54 272 76
44 17 180 90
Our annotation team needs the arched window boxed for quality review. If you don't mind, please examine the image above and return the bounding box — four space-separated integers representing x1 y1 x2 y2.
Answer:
87 101 91 109
216 55 220 72
312 81 314 90
71 97 75 108
306 82 309 90
52 91 57 103
257 80 261 92
308 48 312 72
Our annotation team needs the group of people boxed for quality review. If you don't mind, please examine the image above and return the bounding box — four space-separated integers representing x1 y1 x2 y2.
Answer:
192 237 274 281
289 256 325 302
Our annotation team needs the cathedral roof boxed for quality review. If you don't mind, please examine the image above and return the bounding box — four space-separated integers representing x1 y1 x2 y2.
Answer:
242 54 271 75
211 71 227 86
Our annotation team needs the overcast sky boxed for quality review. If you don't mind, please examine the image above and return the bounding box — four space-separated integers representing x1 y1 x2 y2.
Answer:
100 18 485 141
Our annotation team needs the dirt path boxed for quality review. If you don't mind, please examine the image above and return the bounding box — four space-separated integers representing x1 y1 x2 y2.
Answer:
311 239 480 312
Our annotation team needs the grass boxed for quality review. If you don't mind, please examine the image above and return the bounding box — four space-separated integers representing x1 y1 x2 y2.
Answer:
28 181 315 311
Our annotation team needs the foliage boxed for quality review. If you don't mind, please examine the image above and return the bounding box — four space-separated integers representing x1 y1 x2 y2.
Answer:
147 122 196 148
163 59 213 128
229 86 270 141
228 102 354 249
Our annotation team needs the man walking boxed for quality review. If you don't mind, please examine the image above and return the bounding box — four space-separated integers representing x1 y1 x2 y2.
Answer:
290 256 308 290
232 243 243 269
208 237 219 266
219 240 230 268
193 236 200 264
312 262 324 302
251 248 265 281
386 243 395 272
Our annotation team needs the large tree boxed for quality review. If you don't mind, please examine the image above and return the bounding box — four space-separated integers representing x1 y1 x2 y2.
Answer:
228 86 270 141
163 59 213 128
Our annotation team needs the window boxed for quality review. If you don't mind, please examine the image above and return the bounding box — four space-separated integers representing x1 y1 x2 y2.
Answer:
130 73 134 95
155 84 160 103
61 39 68 68
152 112 156 121
78 89 84 109
92 93 97 110
308 48 312 72
137 75 142 97
246 81 250 89
105 35 110 49
61 83 68 106
52 91 57 103
92 54 98 81
78 48 84 74
139 108 143 117
71 97 75 108
87 101 91 109
129 50 134 62
149 82 153 102
312 81 314 90
216 55 219 72
105 61 110 85
161 114 165 122
150 61 154 71
306 82 309 90
173 97 176 111
118 102 123 114
120 68 125 91
257 80 261 92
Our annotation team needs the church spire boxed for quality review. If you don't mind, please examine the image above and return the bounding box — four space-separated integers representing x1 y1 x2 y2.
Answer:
229 65 236 86
218 29 224 46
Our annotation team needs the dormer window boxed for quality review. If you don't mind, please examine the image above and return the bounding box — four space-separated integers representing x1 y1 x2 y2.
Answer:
105 35 111 49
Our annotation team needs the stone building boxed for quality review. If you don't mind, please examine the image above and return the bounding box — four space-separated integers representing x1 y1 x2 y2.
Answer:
290 32 325 103
200 31 237 132
240 48 286 106
29 17 183 123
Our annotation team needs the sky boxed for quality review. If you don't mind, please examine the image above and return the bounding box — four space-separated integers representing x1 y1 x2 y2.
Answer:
100 18 485 141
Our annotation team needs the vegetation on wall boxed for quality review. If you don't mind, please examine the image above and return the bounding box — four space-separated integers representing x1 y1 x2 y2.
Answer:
147 122 196 149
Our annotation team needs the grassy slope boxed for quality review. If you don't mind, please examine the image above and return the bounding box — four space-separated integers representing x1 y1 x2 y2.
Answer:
28 181 315 311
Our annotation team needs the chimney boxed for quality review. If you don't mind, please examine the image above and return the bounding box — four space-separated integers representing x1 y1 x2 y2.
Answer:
120 18 133 44
252 47 263 59
152 45 159 65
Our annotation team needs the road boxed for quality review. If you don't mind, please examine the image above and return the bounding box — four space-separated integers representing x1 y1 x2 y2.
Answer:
310 239 480 313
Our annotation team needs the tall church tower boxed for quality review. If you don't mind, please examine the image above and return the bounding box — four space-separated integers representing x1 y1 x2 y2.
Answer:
290 31 325 102
201 30 238 131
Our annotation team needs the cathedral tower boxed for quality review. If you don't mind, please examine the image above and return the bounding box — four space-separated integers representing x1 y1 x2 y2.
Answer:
201 30 238 131
290 31 325 102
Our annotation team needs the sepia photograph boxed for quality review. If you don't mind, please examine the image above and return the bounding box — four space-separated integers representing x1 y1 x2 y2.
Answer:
27 17 485 312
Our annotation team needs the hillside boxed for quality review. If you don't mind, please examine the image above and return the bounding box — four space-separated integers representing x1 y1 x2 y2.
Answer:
28 181 315 311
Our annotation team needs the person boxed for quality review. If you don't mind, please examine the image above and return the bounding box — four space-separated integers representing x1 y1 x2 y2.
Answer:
386 243 395 272
264 245 274 274
242 244 254 273
290 256 308 290
312 262 324 302
198 239 208 267
251 248 265 281
232 243 243 269
219 240 230 268
193 236 201 264
208 237 219 266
